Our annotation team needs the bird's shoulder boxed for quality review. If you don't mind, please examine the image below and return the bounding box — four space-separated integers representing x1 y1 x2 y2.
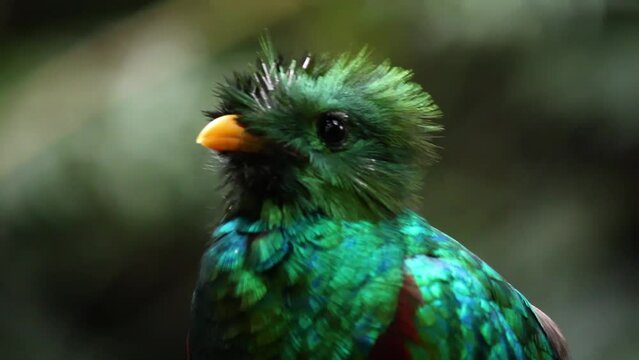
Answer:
381 219 559 359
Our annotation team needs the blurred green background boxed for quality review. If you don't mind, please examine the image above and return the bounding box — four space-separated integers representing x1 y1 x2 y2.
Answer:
1 0 638 359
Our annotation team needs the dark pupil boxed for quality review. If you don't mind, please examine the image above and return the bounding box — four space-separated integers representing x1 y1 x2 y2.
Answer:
318 112 347 147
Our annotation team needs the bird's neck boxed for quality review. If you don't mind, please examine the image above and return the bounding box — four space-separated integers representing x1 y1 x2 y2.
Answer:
227 193 318 230
229 192 401 230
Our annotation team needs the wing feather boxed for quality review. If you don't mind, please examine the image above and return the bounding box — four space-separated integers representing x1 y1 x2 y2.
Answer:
382 227 561 360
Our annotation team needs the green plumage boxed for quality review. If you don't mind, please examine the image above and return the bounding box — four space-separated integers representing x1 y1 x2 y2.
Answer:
189 37 566 359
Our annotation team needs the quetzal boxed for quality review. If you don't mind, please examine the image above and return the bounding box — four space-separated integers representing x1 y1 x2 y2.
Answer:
189 38 568 360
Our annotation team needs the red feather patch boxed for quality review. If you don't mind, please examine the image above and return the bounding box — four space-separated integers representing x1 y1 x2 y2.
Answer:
369 273 423 360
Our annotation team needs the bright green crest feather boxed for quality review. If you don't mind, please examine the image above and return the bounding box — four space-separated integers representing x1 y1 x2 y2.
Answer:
207 36 442 226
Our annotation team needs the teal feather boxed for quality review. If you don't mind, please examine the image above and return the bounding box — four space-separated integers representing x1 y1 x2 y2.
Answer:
190 212 562 359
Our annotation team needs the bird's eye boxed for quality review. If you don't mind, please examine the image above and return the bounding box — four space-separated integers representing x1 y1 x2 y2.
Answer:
317 111 348 149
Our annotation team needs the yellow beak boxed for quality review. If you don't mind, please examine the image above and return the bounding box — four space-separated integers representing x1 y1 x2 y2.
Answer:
196 114 262 152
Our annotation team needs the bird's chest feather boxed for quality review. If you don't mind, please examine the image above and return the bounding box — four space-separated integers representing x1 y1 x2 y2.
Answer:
193 217 407 359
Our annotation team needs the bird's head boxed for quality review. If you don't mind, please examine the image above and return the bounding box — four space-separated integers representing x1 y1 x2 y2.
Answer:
197 38 442 227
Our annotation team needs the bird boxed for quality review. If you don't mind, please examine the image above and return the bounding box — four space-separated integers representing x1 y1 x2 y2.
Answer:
188 37 568 360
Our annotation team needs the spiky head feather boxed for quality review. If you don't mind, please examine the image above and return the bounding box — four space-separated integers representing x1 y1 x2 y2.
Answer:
207 37 442 226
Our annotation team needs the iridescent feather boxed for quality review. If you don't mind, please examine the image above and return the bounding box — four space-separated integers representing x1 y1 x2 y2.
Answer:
189 37 567 360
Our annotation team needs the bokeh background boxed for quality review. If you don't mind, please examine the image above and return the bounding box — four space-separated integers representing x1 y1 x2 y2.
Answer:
1 0 638 359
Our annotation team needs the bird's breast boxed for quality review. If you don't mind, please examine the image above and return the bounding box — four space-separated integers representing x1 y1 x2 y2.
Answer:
193 217 408 359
